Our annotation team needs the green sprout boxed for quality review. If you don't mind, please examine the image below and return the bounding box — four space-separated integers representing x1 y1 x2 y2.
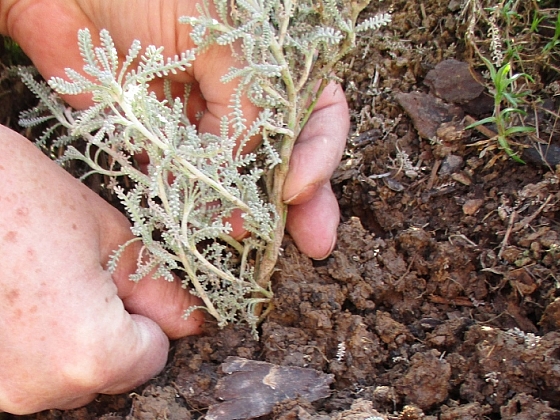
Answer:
543 9 560 54
467 56 535 163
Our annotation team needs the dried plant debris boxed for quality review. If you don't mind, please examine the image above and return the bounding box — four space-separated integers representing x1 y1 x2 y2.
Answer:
206 357 334 420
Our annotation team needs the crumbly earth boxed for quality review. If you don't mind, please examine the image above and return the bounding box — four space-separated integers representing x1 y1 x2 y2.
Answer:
2 0 560 418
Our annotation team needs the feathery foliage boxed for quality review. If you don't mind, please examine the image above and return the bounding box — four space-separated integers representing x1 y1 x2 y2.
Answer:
20 0 390 333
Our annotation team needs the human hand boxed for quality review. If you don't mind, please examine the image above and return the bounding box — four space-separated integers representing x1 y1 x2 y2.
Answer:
0 128 203 414
1 0 348 259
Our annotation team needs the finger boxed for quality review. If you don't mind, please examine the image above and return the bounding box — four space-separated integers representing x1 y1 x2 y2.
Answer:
193 45 262 151
286 182 339 260
6 1 199 109
48 271 172 396
5 0 100 108
120 275 205 340
283 82 349 204
102 236 205 340
75 174 204 340
0 130 167 413
87 0 262 145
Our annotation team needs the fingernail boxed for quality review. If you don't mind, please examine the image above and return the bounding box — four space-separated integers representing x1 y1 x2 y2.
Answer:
284 183 320 205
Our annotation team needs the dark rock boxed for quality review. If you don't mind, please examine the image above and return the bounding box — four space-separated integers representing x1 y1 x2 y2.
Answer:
395 91 464 139
424 59 485 104
206 357 334 420
522 143 560 166
439 154 464 175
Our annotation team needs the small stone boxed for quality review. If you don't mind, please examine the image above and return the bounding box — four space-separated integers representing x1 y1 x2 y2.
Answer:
439 154 464 175
540 298 560 331
384 177 405 192
501 246 522 264
448 0 462 11
452 172 472 186
462 199 484 215
424 59 485 104
508 268 538 295
396 350 451 410
395 92 464 139
206 357 334 420
436 121 466 143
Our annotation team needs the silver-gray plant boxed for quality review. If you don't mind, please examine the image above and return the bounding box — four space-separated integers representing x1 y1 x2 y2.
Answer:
19 0 390 332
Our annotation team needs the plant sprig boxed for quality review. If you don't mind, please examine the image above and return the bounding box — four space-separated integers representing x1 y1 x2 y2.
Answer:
466 56 535 163
20 0 390 333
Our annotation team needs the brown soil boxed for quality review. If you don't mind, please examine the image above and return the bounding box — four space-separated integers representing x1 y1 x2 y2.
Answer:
2 0 560 418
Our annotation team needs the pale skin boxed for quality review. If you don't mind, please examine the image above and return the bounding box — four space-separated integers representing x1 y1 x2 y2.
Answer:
0 0 349 414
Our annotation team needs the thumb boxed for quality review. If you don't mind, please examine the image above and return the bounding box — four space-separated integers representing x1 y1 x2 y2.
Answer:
96 314 170 395
52 314 169 411
51 291 172 406
107 238 205 340
96 205 205 340
119 275 205 340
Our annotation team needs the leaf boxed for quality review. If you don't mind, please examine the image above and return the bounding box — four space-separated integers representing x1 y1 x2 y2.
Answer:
466 116 497 129
497 135 525 164
503 125 535 136
77 28 99 71
355 12 392 32
310 26 344 46
99 28 119 76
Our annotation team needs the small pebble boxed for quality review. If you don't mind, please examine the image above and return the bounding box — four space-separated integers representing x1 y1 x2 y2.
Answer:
439 154 464 175
452 172 472 186
463 199 484 215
